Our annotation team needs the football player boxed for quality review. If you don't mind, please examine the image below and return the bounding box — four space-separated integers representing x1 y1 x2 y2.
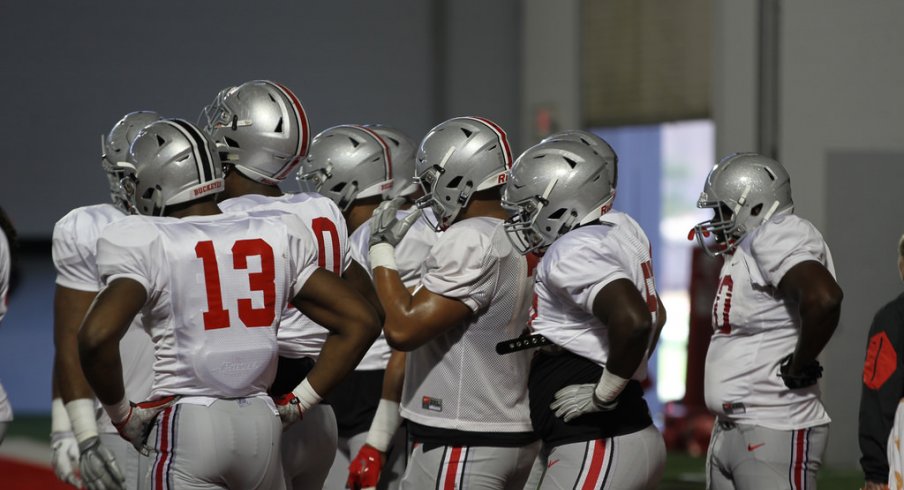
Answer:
331 125 440 490
200 79 363 490
51 111 161 489
77 119 380 490
0 206 15 445
501 138 667 489
365 116 540 488
691 153 842 490
299 124 415 490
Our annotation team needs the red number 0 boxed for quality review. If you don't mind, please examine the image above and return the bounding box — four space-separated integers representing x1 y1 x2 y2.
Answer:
195 239 276 330
712 275 733 334
640 260 658 314
311 217 341 273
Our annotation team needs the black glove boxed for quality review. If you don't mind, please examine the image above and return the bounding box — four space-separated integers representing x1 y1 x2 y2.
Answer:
778 354 823 389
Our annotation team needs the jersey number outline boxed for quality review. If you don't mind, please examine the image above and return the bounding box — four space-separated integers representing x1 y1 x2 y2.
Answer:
712 275 734 334
310 217 341 273
640 260 658 314
195 239 276 330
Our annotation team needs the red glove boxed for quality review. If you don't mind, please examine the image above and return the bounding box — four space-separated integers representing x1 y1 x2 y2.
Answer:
346 444 384 490
113 396 177 453
274 393 304 429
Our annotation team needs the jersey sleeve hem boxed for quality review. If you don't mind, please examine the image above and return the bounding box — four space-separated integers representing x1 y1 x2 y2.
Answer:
583 272 631 313
54 277 101 292
105 273 150 294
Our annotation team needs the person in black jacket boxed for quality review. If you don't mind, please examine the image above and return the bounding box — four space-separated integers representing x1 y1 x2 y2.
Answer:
859 234 904 490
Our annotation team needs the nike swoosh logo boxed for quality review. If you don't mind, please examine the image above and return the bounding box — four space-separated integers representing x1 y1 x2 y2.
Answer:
747 443 766 452
547 459 560 469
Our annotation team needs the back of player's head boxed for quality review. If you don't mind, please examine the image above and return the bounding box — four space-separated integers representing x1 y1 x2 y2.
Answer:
201 80 309 185
693 152 793 255
364 125 418 199
123 119 224 216
297 125 392 211
541 130 618 192
414 116 512 230
502 139 615 254
102 111 164 212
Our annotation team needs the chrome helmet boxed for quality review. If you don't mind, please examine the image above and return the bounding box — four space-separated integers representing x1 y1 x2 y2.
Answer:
365 125 418 199
297 125 392 211
102 111 163 212
415 116 513 230
693 152 793 255
541 129 618 192
502 139 615 254
122 119 224 216
200 80 309 185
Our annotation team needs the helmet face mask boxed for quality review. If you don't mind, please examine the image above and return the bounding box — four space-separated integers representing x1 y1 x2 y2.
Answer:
501 139 615 255
692 152 793 256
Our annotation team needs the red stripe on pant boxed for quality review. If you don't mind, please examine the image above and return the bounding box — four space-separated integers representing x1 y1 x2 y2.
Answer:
582 439 606 490
444 446 464 490
154 407 174 490
792 429 806 490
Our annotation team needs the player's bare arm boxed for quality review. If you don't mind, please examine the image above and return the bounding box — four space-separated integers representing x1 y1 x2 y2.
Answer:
54 286 101 402
291 268 381 397
647 297 667 357
344 258 385 322
591 278 654 379
778 259 843 372
77 278 147 406
372 266 472 351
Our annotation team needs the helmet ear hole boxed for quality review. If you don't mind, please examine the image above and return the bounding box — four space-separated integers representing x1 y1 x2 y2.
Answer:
330 182 346 193
751 203 763 216
224 137 240 148
548 208 566 220
447 176 463 188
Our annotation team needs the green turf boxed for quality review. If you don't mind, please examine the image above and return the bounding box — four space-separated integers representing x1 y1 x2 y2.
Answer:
5 415 865 488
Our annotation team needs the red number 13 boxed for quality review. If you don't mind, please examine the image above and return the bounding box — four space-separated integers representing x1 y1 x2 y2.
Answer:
195 239 276 330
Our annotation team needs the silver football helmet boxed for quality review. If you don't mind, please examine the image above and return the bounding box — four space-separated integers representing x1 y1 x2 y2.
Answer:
121 119 224 216
102 111 163 212
415 116 513 230
200 80 309 185
366 125 418 199
693 152 793 255
502 140 615 254
541 130 618 192
297 125 392 211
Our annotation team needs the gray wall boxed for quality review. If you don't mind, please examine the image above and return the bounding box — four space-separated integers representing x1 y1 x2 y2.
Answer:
0 0 522 239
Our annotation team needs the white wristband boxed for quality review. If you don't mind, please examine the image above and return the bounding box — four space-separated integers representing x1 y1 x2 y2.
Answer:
51 398 73 433
369 243 398 271
101 397 132 425
594 370 630 404
365 399 402 452
292 378 323 413
64 399 99 443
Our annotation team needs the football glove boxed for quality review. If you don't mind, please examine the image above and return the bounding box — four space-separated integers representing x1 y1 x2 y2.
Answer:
113 396 177 454
274 392 304 429
51 430 82 487
550 383 618 423
346 443 384 490
369 197 421 248
778 354 823 389
78 436 126 490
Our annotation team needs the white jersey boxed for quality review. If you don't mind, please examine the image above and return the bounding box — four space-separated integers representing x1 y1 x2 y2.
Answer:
96 212 318 400
219 193 349 360
704 211 834 430
348 208 440 370
531 210 659 380
401 217 534 433
0 228 10 422
51 204 154 432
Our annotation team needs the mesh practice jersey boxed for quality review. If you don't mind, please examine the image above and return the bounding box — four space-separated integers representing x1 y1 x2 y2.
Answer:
96 212 318 399
704 211 834 429
401 217 534 433
348 208 440 370
219 193 349 360
52 204 154 432
531 210 659 380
